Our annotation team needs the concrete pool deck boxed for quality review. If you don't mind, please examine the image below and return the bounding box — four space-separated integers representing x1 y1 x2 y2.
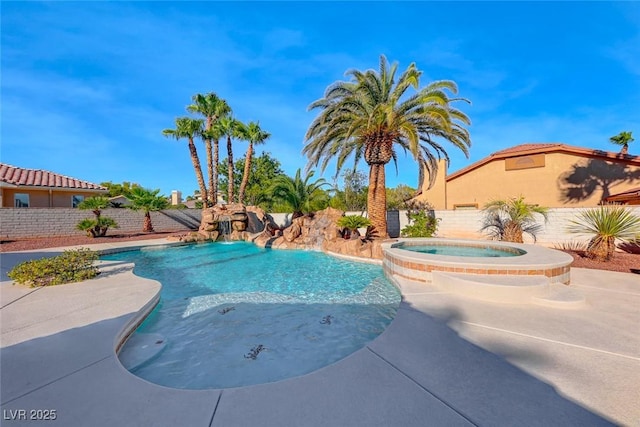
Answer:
1 239 639 426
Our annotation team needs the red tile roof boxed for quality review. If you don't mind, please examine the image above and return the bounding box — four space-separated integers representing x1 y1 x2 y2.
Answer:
446 143 640 181
605 186 640 203
0 163 107 191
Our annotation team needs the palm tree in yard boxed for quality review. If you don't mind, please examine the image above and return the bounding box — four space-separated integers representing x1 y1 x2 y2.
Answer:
162 117 208 207
187 93 232 205
237 121 271 205
127 187 169 232
304 55 471 238
219 116 243 203
481 196 549 243
609 131 634 155
270 169 329 219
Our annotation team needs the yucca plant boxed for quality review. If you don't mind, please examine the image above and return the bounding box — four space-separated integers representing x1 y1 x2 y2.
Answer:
337 215 371 239
567 205 640 261
481 196 548 243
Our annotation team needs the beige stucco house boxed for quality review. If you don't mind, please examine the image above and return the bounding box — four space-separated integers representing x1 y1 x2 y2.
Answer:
0 163 108 208
415 143 640 209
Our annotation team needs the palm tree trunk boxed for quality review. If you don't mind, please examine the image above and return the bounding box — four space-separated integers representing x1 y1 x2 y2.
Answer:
238 142 253 204
504 221 524 243
205 138 215 206
587 236 615 261
227 135 234 203
213 139 219 205
143 212 154 232
188 138 208 208
367 163 388 238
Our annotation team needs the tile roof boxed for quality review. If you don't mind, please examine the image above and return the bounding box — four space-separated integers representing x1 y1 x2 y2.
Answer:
446 143 640 181
0 163 107 191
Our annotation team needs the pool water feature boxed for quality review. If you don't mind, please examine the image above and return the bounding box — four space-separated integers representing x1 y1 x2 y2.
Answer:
103 242 400 389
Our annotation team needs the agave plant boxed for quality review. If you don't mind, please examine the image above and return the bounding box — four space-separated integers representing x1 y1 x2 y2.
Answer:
481 196 548 243
567 205 640 261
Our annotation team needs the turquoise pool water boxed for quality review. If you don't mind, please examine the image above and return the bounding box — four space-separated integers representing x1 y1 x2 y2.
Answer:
398 243 525 257
103 242 400 389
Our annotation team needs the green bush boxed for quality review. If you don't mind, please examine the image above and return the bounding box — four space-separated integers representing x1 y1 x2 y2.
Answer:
401 211 439 237
8 248 99 287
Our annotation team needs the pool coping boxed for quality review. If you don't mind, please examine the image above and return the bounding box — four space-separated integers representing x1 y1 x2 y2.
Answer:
382 238 574 285
1 238 638 426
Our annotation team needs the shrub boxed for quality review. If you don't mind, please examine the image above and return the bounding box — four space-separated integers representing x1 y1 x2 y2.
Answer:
7 248 99 287
401 211 439 237
401 200 439 238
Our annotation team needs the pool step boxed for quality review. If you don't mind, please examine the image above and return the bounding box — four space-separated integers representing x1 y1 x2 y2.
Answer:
432 272 586 308
432 272 549 304
118 333 167 371
531 284 587 309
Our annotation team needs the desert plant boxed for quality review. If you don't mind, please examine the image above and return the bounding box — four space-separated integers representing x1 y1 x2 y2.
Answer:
337 215 372 239
481 196 548 243
8 248 99 287
77 196 118 237
567 205 640 261
76 217 119 237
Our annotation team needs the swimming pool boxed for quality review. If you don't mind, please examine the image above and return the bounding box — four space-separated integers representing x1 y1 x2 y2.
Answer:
103 242 400 389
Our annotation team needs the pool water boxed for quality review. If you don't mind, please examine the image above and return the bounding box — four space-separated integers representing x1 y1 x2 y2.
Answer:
103 242 400 389
400 244 525 257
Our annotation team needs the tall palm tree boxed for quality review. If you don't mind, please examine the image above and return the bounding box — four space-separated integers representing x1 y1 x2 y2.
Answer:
237 121 271 204
609 131 634 155
219 116 243 203
127 187 170 232
187 93 232 205
162 117 208 207
270 169 329 219
304 55 471 237
481 196 549 243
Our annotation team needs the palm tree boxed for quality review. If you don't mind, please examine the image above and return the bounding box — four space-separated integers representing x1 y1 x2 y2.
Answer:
237 121 271 204
304 55 471 238
162 117 208 207
567 205 640 261
187 93 232 205
481 196 549 243
127 187 170 232
270 169 329 219
77 196 118 237
219 116 243 203
609 131 634 155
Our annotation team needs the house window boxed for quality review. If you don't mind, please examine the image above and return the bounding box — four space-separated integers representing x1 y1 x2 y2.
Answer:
72 195 85 208
14 193 29 208
453 203 478 210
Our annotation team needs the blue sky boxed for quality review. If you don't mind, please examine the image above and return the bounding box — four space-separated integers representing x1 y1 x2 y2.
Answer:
2 1 639 198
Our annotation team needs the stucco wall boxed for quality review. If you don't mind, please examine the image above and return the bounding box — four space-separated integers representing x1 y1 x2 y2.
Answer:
0 208 202 239
418 152 640 209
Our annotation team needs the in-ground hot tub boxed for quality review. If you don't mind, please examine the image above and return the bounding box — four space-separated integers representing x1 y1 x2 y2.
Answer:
382 238 578 305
